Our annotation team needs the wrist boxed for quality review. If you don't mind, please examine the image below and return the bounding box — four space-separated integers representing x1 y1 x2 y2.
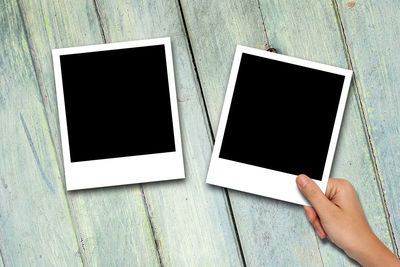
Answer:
346 232 398 267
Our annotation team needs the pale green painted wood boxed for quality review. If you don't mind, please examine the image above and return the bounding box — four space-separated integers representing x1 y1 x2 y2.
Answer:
0 0 83 265
335 0 400 252
0 233 5 266
258 1 394 265
180 0 393 265
177 0 268 132
178 0 322 265
15 0 160 265
94 0 243 265
67 188 159 266
2 0 398 266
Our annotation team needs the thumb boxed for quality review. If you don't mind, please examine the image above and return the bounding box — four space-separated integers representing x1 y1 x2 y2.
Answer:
296 174 334 214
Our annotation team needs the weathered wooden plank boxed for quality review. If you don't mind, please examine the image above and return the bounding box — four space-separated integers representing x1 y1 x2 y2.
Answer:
335 0 400 253
93 0 244 265
15 0 160 265
259 0 394 264
179 0 393 265
177 0 268 132
0 0 83 265
178 0 322 265
67 188 159 266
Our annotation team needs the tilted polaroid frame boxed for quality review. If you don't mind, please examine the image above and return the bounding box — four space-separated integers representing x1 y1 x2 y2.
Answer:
52 37 184 190
206 45 352 205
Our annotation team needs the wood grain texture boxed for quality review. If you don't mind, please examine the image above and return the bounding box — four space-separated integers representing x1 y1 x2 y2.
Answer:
259 0 394 264
93 0 243 265
15 0 160 265
0 0 82 265
178 0 323 265
335 0 400 252
177 0 267 133
1 0 398 265
179 0 393 265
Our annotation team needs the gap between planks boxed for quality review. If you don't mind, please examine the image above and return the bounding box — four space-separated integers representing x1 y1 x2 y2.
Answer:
175 0 248 265
255 0 327 262
92 1 163 266
255 0 271 49
331 0 399 256
14 0 226 265
15 0 88 265
0 226 9 267
176 0 327 264
140 186 164 267
14 0 392 265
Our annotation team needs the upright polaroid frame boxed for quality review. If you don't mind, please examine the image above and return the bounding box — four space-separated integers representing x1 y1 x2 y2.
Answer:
206 45 353 205
52 37 185 190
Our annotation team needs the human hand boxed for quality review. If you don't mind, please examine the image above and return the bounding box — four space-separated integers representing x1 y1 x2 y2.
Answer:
296 174 400 267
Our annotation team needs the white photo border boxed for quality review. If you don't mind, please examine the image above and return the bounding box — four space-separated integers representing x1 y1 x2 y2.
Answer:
206 45 353 206
52 37 185 190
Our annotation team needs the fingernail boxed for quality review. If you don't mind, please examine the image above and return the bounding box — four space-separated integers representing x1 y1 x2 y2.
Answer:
297 175 309 188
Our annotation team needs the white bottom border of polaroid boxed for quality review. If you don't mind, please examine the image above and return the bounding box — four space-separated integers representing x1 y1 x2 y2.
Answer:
206 158 330 206
65 151 185 190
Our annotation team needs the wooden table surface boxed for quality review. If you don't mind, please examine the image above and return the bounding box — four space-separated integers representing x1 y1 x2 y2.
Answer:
1 0 399 266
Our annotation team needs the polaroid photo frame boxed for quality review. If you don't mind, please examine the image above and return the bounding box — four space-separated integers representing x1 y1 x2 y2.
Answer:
206 45 352 205
52 37 185 190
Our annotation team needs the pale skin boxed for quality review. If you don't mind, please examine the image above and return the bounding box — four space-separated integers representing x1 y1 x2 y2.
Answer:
296 174 400 267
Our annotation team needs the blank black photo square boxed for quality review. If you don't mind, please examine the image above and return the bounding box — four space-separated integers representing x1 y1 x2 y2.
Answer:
60 45 176 162
219 53 345 180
